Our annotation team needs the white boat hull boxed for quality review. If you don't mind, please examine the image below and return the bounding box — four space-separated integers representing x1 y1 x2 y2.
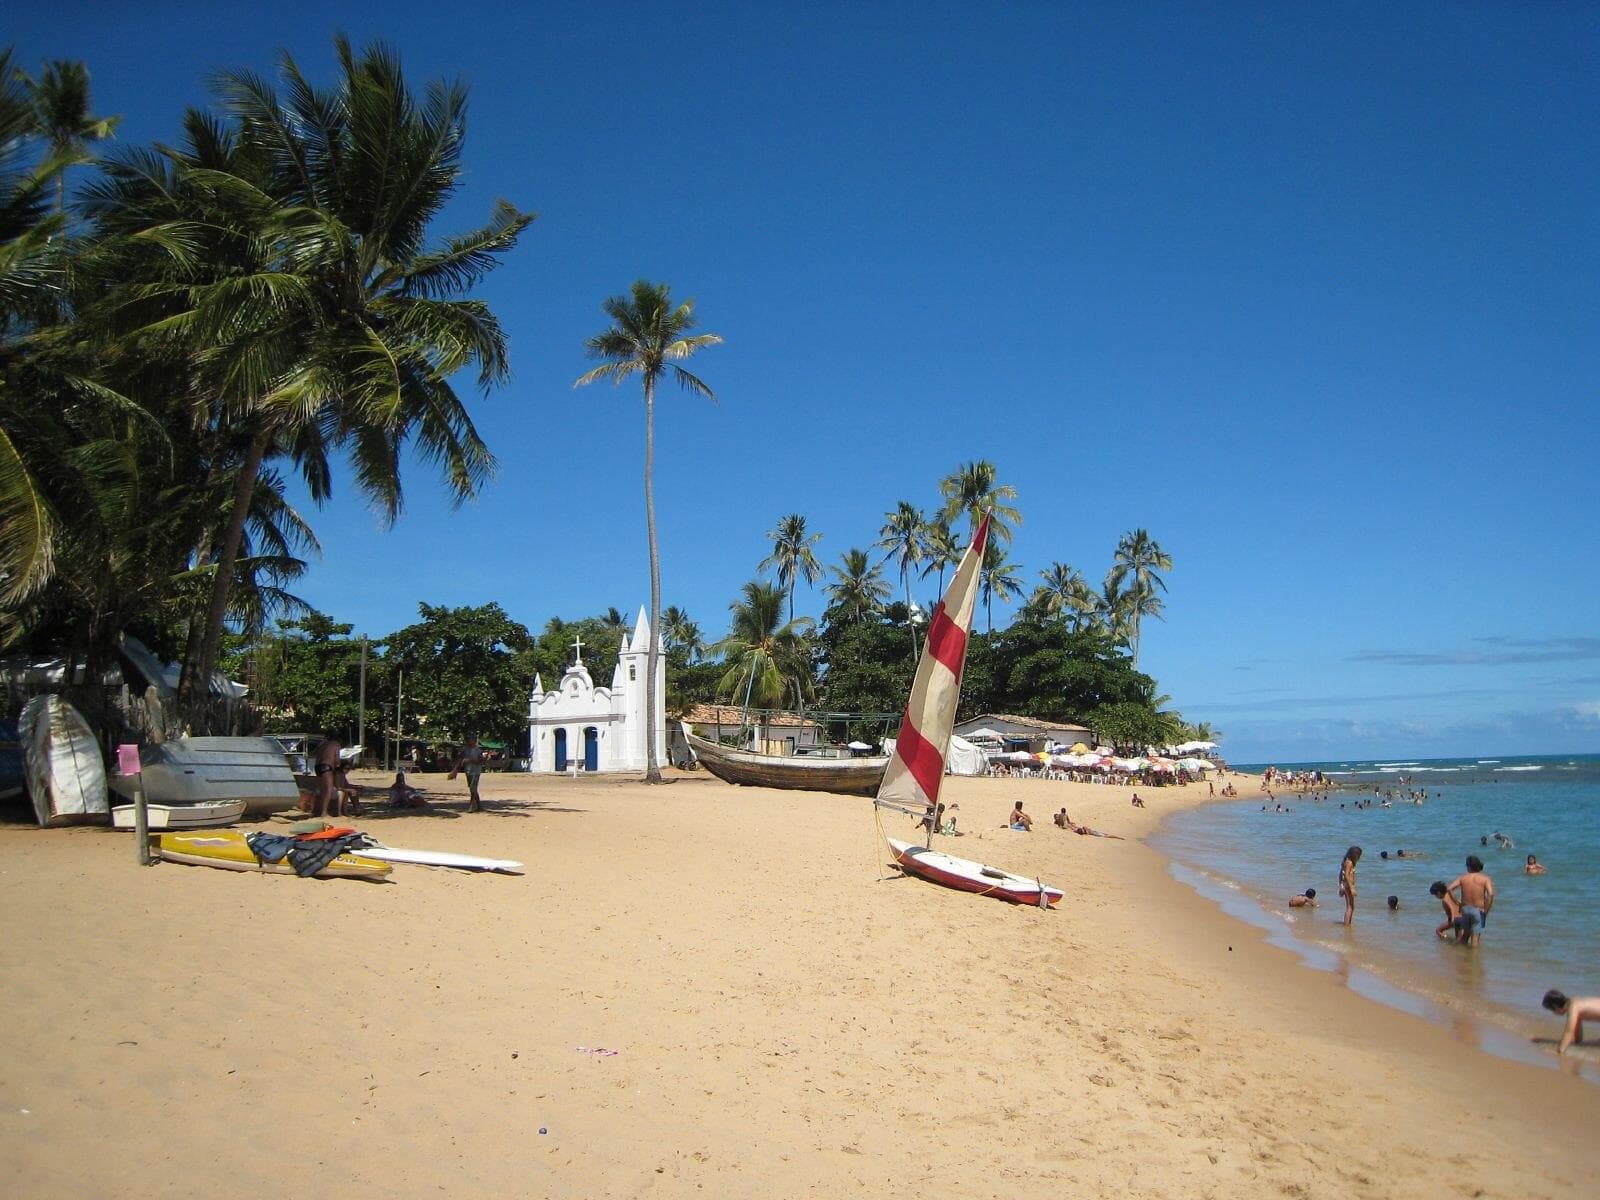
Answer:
887 838 1063 907
111 737 299 813
111 799 247 830
20 695 109 826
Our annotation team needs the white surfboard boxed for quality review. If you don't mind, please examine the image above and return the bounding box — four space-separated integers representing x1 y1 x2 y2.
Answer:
356 845 523 873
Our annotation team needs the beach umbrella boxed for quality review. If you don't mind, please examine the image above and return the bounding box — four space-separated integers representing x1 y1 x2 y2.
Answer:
1070 742 1090 754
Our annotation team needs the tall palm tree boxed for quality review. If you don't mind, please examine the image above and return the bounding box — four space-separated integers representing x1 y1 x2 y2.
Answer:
1107 529 1172 665
1030 562 1099 632
18 59 119 213
823 548 890 623
758 512 822 622
919 518 961 596
661 605 704 664
876 501 925 648
979 542 1025 633
1094 575 1132 646
712 580 813 718
938 460 1021 544
576 280 721 782
90 37 535 720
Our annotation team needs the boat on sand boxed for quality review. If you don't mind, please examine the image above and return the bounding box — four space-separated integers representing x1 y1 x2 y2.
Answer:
684 727 887 796
111 799 246 830
873 515 1063 907
111 737 300 814
19 695 109 827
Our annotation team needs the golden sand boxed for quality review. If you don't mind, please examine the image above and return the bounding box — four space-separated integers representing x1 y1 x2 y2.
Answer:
1 768 1595 1198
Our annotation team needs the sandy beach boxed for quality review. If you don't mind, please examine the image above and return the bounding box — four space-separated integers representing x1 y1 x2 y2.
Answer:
2 768 1596 1198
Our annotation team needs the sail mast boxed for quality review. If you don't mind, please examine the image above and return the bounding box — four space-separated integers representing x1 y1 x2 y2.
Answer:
875 515 990 846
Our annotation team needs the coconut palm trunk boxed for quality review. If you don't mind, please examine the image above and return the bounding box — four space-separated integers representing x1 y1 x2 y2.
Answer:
643 374 662 782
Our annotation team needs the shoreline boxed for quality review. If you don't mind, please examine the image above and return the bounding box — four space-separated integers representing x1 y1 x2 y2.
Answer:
1 767 1596 1196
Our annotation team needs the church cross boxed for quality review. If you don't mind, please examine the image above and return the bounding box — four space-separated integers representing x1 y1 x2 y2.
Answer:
570 634 585 666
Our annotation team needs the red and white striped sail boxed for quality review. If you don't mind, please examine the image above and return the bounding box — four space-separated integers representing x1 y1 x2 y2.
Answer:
876 515 990 813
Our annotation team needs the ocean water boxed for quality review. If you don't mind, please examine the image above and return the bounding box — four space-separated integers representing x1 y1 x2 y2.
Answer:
1151 753 1600 1082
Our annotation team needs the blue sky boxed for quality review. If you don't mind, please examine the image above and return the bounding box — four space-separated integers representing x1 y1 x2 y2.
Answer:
15 2 1598 763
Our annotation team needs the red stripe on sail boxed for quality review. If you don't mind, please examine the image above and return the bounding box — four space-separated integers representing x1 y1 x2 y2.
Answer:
922 601 966 677
893 715 946 805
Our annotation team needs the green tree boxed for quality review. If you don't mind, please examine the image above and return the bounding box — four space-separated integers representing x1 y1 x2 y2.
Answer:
813 612 916 740
237 611 369 737
94 37 533 723
382 602 534 750
822 547 890 624
1030 562 1097 631
938 459 1021 544
661 605 704 665
1107 529 1172 665
17 58 119 213
979 542 1025 633
758 512 823 622
876 500 925 646
712 580 813 715
575 280 721 783
919 518 962 596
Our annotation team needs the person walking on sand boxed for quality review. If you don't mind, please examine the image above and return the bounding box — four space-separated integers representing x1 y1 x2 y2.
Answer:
1541 990 1600 1056
1447 855 1495 946
448 735 487 813
1339 846 1362 926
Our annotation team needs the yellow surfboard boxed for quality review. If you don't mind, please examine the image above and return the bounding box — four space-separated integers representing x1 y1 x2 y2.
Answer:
156 830 392 880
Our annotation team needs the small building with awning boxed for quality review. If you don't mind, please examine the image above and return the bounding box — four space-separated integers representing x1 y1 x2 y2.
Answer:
953 713 1095 753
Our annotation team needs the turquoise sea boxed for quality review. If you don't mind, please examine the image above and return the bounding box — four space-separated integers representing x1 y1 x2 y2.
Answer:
1152 753 1600 1083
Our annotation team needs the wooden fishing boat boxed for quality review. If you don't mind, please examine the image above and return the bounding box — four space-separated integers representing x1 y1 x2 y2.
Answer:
155 830 392 880
19 695 109 826
111 737 300 814
684 728 888 796
111 799 246 830
886 837 1062 907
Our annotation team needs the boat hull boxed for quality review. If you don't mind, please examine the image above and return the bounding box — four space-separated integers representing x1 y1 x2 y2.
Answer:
112 800 246 830
20 695 109 826
887 838 1063 906
155 830 392 879
685 729 887 795
112 737 300 814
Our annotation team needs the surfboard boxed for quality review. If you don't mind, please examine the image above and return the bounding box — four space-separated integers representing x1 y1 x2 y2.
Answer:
355 845 524 873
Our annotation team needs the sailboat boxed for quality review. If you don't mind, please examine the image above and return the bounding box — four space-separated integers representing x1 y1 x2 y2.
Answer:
874 516 1063 907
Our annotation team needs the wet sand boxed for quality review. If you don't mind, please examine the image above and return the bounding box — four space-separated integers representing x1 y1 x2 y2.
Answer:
1 767 1595 1198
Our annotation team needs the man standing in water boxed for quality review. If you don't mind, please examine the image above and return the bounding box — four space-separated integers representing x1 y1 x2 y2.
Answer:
1447 855 1495 946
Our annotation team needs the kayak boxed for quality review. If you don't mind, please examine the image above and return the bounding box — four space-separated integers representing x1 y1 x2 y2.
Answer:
156 830 392 880
112 799 246 829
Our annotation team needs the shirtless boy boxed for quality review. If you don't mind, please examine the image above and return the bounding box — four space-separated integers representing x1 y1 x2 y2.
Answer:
1447 855 1495 946
1289 888 1316 908
1541 991 1600 1056
1008 801 1033 831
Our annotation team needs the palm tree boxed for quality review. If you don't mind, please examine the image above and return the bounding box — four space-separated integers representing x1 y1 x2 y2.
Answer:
876 501 925 648
938 460 1021 544
661 605 704 663
979 542 1025 632
1024 563 1097 633
90 37 535 721
1107 530 1173 665
712 581 813 718
919 518 962 596
758 512 822 622
18 59 119 213
576 280 722 782
823 548 890 623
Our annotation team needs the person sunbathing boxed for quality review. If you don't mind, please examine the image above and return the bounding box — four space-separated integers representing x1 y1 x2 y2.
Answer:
388 771 427 808
1007 801 1033 831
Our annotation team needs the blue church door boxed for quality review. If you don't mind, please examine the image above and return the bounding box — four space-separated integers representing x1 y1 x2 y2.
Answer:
583 727 599 772
554 729 568 771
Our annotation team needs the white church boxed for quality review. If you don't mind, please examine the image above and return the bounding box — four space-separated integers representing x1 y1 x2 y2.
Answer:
525 607 666 774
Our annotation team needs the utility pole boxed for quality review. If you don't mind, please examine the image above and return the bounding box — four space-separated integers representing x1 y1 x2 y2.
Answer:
356 635 367 767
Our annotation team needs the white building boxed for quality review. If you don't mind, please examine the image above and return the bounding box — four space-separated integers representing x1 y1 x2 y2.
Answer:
525 608 665 774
